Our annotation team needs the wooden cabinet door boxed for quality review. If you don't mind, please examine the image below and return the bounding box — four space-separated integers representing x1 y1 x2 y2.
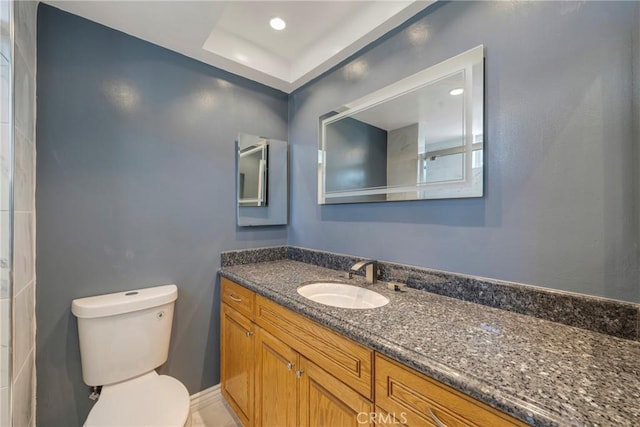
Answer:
299 356 374 427
255 327 298 427
256 295 373 399
221 303 255 427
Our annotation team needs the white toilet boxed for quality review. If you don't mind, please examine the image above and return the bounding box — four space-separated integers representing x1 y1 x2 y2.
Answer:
71 284 192 427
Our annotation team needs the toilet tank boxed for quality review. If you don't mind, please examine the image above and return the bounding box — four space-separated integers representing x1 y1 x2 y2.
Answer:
71 284 178 386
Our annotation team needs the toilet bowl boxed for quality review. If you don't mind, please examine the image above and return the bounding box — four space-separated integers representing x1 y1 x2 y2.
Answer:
84 371 191 427
72 285 191 427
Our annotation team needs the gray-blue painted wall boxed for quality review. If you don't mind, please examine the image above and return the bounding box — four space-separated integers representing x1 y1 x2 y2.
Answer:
35 5 287 426
289 1 640 303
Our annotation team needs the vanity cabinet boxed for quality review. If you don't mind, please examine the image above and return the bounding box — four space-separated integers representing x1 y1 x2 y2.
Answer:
254 327 373 427
375 354 527 427
221 279 256 427
254 293 374 427
221 278 524 427
254 295 373 399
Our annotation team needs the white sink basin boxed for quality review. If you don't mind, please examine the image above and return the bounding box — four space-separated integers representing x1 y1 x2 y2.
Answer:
297 282 389 309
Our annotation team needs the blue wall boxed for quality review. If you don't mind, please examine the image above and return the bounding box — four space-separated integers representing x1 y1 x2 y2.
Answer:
36 5 287 426
289 1 640 303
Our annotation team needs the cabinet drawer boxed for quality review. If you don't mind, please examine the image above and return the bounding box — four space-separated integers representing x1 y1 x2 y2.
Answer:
221 278 255 320
375 354 526 427
255 295 373 399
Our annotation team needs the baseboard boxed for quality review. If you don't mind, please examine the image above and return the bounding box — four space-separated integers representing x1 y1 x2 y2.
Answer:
190 384 222 412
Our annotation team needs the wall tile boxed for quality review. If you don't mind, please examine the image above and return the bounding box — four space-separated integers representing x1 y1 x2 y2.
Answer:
30 355 36 427
8 1 37 425
13 212 33 295
0 212 8 299
0 0 9 60
13 48 33 143
0 55 8 124
14 130 34 212
12 282 33 380
14 1 36 76
0 386 9 427
0 124 9 212
0 2 10 423
12 349 33 427
0 298 8 388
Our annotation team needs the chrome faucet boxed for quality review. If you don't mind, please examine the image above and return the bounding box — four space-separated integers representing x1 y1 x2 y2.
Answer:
349 260 378 284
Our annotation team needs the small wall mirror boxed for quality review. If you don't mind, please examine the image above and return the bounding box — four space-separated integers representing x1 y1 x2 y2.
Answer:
236 133 288 226
318 45 484 204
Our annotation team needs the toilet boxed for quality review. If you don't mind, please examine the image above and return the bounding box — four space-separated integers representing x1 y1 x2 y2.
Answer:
71 284 192 427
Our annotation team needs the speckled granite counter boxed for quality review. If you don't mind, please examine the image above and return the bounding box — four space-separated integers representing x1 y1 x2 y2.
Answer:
220 259 640 427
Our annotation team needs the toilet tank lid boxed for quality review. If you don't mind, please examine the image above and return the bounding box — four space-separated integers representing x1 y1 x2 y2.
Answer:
71 284 178 318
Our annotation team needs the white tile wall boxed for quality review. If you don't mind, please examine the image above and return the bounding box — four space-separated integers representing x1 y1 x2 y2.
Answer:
11 1 37 426
12 348 33 427
0 211 8 299
12 281 33 380
13 49 33 144
13 1 34 76
0 54 9 124
0 298 8 388
14 130 34 212
0 385 9 427
0 1 10 423
0 0 9 59
13 212 33 295
0 123 9 212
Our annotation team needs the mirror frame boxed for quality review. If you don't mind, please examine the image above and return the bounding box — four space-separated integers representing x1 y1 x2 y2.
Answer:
318 45 484 204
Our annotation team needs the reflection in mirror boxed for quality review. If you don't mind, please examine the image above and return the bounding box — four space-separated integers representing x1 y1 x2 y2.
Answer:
236 133 288 226
238 134 268 207
319 45 484 204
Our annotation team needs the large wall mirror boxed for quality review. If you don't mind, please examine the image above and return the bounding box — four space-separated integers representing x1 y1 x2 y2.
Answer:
318 45 484 204
236 133 288 226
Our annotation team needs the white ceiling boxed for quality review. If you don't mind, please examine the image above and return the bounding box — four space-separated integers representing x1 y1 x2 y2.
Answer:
44 1 434 93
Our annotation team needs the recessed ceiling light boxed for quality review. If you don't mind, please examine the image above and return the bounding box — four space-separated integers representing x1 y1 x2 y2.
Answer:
449 88 464 96
270 17 286 31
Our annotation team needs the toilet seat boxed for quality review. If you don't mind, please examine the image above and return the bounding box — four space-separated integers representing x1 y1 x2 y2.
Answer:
85 371 191 427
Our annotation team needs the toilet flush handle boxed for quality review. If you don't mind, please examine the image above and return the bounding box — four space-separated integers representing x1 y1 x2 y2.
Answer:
89 386 101 401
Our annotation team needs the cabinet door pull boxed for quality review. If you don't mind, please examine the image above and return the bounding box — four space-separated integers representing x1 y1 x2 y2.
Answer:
228 295 242 302
286 362 295 371
428 408 447 427
295 369 304 379
245 330 254 337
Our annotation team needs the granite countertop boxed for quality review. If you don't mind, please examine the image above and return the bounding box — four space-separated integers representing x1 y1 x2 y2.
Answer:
219 260 640 427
